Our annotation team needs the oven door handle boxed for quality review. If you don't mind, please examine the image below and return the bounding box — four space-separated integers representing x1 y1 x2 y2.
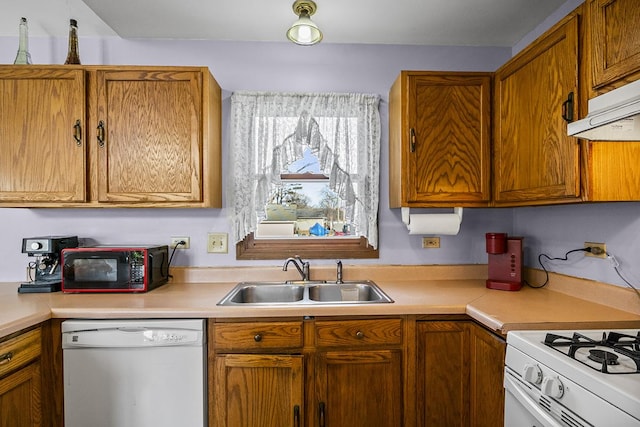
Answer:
504 373 563 427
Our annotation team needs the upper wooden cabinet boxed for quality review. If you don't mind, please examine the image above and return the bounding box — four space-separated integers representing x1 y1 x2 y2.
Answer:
0 65 221 208
493 14 581 205
590 0 640 89
0 68 87 203
389 71 492 207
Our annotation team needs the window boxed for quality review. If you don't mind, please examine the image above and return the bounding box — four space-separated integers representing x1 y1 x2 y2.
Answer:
228 92 381 259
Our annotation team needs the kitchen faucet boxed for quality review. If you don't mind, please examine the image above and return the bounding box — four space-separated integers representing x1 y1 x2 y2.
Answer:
283 255 310 281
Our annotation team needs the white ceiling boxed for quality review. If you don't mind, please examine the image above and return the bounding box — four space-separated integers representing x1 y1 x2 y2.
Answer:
1 0 567 47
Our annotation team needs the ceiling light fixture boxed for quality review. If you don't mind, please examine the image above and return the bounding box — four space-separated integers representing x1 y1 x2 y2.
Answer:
286 0 323 46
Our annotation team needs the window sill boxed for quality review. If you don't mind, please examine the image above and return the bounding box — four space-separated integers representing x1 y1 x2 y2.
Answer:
236 233 379 260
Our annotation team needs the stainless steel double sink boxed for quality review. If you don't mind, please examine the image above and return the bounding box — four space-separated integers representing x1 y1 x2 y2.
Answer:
217 280 394 306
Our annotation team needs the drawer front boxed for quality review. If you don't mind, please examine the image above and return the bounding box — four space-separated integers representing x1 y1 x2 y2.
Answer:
0 328 41 378
315 319 403 348
214 321 303 351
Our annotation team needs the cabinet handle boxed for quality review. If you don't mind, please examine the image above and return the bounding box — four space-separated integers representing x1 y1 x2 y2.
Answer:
562 92 574 123
318 402 326 427
73 120 82 146
254 333 263 342
355 330 365 339
409 128 416 153
97 120 106 147
293 405 300 427
0 351 13 365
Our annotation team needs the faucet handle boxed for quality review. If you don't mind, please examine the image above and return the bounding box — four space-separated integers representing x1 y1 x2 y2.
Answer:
336 260 343 284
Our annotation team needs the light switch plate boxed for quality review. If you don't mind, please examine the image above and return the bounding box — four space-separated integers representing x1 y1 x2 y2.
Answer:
208 233 228 253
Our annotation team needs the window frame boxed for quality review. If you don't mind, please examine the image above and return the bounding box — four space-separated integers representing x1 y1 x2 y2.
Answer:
236 233 378 260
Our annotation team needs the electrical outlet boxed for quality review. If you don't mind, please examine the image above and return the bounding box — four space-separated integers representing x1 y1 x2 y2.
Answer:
422 237 440 248
170 236 190 249
584 241 606 258
207 233 228 253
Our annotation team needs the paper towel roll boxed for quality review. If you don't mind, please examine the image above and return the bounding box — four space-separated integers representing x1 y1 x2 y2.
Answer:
401 207 463 235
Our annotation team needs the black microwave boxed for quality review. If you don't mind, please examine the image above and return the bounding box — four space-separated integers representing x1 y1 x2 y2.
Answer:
61 246 169 293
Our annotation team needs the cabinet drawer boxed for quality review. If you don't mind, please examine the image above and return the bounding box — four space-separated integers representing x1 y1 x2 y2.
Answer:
214 321 303 352
0 328 41 378
315 319 403 348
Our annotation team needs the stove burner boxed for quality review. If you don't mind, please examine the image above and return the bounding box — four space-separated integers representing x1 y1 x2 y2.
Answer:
544 331 640 374
588 349 619 365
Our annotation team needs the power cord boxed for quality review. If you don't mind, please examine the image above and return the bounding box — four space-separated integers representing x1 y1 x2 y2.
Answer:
167 240 186 279
527 246 640 300
525 247 589 289
606 252 640 300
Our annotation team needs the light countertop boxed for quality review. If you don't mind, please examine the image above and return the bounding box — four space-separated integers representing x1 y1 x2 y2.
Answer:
2 265 639 338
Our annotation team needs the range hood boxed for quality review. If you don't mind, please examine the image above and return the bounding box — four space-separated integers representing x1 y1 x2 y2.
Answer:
567 78 640 141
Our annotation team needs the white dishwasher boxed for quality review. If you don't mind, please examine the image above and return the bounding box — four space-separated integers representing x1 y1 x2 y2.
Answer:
62 319 206 427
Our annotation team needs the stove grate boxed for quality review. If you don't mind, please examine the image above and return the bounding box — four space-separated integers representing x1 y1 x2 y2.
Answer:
544 331 640 374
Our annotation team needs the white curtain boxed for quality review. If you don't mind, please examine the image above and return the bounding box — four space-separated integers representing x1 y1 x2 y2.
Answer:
227 91 381 249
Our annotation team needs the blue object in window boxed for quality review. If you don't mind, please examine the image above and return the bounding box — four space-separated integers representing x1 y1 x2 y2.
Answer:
309 222 327 236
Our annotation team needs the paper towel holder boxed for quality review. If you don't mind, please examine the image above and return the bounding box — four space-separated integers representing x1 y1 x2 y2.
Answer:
401 207 463 234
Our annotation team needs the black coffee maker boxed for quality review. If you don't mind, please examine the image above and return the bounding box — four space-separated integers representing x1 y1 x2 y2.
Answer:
18 236 78 293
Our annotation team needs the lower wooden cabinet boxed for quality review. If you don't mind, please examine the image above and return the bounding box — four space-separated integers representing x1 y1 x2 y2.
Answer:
469 323 505 427
210 317 405 427
315 349 403 426
213 354 304 427
0 328 42 427
416 320 505 427
314 319 404 427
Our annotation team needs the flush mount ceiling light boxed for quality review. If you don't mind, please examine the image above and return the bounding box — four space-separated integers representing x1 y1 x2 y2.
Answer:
286 0 323 46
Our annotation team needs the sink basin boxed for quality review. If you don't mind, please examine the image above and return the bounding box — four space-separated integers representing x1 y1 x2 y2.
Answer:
217 280 393 306
308 282 393 303
219 283 304 304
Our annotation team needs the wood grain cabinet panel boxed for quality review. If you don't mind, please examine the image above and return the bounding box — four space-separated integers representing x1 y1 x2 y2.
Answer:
315 349 403 427
469 324 505 427
416 321 505 427
590 0 640 89
213 354 304 427
214 321 304 352
0 328 43 427
417 321 470 426
314 318 402 347
0 67 86 203
389 72 491 207
93 69 213 204
493 15 581 205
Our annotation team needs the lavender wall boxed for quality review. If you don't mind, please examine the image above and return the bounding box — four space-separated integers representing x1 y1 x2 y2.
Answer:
0 36 513 282
0 0 638 292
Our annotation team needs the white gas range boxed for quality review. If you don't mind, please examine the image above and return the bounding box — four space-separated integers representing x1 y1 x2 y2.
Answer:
504 329 640 427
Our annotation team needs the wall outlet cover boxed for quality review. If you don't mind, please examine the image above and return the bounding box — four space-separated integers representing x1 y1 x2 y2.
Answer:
170 236 190 249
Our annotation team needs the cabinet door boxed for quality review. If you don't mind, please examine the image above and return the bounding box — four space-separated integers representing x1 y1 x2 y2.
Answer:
0 362 42 427
407 73 491 205
590 0 640 88
315 350 403 427
389 72 491 207
469 324 505 427
416 321 470 427
94 69 204 203
213 354 304 427
494 16 581 204
0 67 86 203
